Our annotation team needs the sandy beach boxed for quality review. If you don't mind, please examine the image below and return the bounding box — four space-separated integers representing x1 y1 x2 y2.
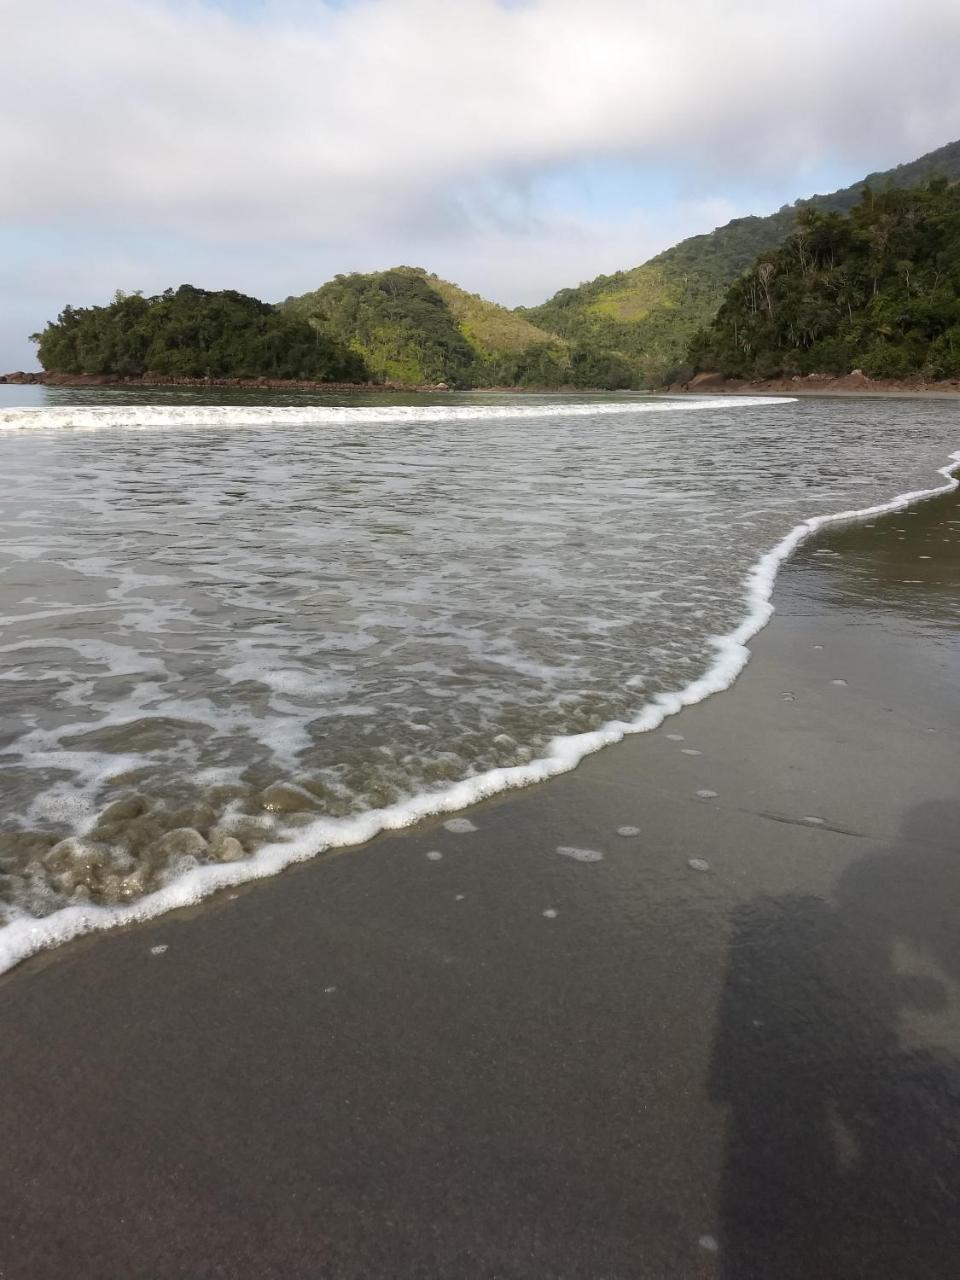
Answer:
1 484 958 1279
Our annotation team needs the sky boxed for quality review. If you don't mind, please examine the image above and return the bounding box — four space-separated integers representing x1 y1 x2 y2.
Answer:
2 0 960 368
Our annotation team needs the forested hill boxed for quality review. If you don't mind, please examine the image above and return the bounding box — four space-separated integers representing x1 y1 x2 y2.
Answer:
31 285 366 381
31 270 635 389
282 267 634 389
519 138 960 386
688 180 960 380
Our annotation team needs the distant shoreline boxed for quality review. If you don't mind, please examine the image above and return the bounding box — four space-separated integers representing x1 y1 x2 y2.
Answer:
667 370 960 398
0 370 453 393
0 371 610 396
7 368 960 400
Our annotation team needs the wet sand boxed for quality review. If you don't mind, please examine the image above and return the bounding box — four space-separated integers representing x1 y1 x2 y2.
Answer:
1 487 959 1279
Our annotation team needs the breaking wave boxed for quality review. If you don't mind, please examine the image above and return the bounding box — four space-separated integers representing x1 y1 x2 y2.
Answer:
0 395 791 432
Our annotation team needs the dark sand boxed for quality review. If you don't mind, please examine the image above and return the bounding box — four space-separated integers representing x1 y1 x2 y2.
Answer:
1 488 959 1279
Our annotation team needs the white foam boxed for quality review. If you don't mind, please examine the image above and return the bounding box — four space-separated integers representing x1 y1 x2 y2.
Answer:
555 846 604 863
0 397 792 434
0 442 957 978
443 818 477 834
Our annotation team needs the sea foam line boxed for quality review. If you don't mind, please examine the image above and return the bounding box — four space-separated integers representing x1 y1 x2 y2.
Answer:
0 395 790 432
1 443 957 977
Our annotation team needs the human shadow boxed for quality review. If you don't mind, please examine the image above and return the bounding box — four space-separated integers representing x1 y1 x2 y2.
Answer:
709 802 960 1279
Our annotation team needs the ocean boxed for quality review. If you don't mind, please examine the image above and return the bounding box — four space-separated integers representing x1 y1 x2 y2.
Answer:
0 386 957 971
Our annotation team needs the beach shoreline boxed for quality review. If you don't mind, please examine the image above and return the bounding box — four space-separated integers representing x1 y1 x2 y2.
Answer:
6 369 960 398
667 369 960 398
1 472 958 1276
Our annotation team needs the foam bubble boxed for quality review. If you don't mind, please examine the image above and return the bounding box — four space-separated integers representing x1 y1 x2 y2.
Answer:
556 846 604 863
443 818 477 834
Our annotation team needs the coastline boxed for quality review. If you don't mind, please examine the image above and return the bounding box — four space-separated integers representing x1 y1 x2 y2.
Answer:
2 371 608 396
0 370 455 394
667 369 960 398
1 471 959 1275
7 368 960 399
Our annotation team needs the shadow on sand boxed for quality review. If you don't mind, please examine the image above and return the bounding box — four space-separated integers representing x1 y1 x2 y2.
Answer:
709 801 960 1279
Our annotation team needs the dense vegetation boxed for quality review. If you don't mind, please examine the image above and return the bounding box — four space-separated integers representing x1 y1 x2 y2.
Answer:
520 139 960 386
31 285 366 380
34 272 634 388
689 180 960 379
284 267 635 389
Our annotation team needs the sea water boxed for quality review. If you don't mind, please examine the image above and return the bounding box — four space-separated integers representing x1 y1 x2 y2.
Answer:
0 388 957 970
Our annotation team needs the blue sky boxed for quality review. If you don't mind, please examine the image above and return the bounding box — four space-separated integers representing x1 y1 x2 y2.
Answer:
3 0 960 369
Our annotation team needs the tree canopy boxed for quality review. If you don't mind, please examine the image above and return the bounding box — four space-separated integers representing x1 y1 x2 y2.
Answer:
689 180 960 380
32 285 367 381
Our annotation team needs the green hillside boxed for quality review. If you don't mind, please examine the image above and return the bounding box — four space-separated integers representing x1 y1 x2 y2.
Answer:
283 267 635 389
519 139 960 386
689 180 960 380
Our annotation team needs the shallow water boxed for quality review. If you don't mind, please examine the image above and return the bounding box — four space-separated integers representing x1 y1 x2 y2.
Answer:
0 388 957 963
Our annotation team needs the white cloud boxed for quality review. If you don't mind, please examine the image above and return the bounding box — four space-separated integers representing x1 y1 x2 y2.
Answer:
2 0 960 365
5 0 960 236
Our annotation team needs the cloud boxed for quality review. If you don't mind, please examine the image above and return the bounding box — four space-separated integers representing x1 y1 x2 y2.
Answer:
4 0 960 238
2 0 960 364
